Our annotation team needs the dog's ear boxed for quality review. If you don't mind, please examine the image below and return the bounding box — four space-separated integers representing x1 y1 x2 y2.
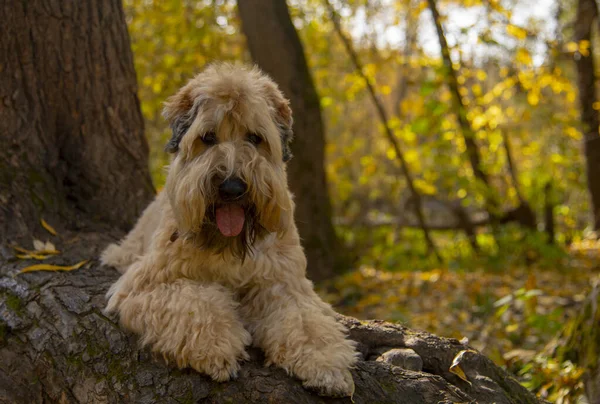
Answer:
263 81 294 163
163 86 196 154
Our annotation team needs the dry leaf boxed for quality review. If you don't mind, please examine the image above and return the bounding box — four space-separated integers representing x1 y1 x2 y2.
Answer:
41 218 58 236
449 350 477 385
16 254 52 260
44 241 57 252
19 260 89 274
33 239 45 251
12 246 60 255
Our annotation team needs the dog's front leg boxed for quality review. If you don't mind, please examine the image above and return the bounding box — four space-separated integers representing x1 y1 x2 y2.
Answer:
106 261 251 381
240 251 358 397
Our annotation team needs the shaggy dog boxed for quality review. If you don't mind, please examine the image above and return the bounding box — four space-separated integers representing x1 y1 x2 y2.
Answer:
101 63 357 396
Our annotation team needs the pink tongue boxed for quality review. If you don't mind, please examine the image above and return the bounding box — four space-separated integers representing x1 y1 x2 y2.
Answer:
215 205 245 237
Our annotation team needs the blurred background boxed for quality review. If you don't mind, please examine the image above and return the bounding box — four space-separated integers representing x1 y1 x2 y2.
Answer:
124 0 599 402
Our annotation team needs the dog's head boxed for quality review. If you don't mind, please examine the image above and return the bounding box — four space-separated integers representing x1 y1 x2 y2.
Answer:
162 63 294 259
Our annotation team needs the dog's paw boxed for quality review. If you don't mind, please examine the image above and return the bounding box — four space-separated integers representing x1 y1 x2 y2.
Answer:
195 349 250 382
302 368 355 397
188 327 252 382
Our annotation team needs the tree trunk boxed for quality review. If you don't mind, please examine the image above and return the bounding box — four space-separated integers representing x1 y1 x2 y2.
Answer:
0 237 544 404
0 0 155 242
574 0 600 233
237 0 344 281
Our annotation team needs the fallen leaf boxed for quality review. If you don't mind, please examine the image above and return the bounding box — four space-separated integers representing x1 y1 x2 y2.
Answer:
41 218 58 236
12 246 60 255
44 241 57 252
449 350 477 385
16 254 52 260
19 260 89 274
33 239 45 251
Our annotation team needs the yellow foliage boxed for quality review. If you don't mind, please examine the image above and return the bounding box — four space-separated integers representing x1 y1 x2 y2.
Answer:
506 24 528 40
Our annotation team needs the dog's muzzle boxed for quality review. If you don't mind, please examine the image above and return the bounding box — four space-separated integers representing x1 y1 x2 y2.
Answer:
215 177 247 238
219 178 247 201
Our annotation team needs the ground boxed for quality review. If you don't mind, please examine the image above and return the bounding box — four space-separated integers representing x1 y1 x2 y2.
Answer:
319 239 600 403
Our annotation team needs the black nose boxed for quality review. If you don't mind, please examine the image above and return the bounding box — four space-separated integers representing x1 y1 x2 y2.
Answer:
219 178 247 200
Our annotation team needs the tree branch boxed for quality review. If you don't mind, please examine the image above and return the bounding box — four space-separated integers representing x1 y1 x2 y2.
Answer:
0 232 544 403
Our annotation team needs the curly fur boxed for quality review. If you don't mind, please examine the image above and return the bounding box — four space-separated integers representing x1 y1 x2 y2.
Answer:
100 63 358 397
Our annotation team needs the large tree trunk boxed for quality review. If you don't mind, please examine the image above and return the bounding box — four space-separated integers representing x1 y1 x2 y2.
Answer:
0 0 155 242
0 237 544 404
0 2 544 403
237 0 344 281
574 0 600 232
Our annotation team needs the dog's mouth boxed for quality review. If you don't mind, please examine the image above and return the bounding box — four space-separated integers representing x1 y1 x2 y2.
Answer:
215 204 245 237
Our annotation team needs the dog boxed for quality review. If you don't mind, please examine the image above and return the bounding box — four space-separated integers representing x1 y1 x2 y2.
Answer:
101 63 357 397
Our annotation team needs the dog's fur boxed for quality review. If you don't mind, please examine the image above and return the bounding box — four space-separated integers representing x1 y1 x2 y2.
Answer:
101 63 357 396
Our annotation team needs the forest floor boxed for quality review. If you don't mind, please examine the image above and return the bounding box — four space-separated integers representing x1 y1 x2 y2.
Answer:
320 239 600 403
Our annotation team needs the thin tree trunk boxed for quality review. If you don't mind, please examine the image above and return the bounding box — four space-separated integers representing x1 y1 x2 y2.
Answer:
325 0 442 263
501 130 536 230
237 0 345 280
0 0 155 242
426 0 499 225
502 130 524 205
394 0 418 118
544 182 555 244
574 0 600 233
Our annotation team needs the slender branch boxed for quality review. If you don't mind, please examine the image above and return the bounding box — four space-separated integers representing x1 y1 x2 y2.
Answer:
394 0 418 118
324 0 443 263
501 129 524 204
426 0 499 221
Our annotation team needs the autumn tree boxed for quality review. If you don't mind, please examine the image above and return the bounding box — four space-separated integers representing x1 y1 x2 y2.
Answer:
238 0 345 279
574 0 600 232
0 0 155 240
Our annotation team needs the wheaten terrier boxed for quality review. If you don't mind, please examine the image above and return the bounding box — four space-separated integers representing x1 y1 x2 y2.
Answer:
101 63 357 396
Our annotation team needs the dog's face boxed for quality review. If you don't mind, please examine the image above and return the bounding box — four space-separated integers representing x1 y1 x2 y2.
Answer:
162 63 294 259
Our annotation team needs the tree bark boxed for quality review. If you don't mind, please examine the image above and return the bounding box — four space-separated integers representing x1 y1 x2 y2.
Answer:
0 236 544 404
574 0 600 233
0 0 155 242
237 0 344 281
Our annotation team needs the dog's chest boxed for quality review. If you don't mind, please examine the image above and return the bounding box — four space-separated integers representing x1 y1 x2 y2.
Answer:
175 248 253 288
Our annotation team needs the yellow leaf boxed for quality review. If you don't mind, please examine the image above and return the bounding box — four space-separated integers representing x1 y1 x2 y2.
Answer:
565 42 578 53
527 92 539 106
19 260 89 274
16 254 52 260
41 219 58 236
12 246 60 255
449 350 477 385
506 24 527 40
414 179 437 195
516 48 532 66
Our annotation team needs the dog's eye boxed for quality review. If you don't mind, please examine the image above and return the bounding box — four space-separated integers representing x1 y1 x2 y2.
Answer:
247 133 262 145
202 132 217 146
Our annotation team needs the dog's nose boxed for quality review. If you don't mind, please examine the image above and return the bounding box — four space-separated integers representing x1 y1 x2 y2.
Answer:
219 178 247 200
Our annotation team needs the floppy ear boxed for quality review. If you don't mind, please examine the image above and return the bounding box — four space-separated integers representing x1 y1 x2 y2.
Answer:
263 81 294 163
162 86 196 154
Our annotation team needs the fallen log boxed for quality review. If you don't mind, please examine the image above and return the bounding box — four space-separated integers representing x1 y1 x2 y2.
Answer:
0 232 544 404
